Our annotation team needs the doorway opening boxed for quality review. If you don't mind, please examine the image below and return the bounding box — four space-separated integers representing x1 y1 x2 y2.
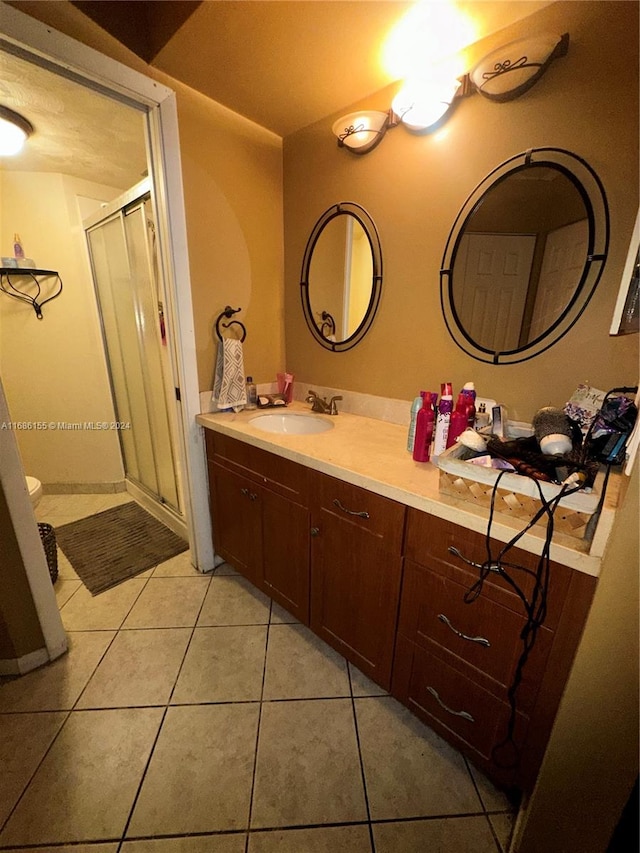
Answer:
0 2 214 663
0 46 186 538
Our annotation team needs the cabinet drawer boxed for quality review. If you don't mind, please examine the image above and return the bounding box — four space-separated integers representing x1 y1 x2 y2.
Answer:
205 430 309 505
206 429 249 466
399 560 552 710
405 509 570 630
314 472 406 554
392 635 527 764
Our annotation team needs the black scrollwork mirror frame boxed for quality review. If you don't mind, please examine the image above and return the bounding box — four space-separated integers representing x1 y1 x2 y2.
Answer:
300 201 383 352
440 148 610 364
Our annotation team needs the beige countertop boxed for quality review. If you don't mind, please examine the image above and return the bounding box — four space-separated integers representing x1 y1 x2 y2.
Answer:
197 403 619 577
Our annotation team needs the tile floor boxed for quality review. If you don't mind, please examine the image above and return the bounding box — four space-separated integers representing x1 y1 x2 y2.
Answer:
1 494 516 853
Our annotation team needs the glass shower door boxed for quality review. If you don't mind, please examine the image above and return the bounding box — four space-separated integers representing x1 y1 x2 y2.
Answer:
86 197 180 513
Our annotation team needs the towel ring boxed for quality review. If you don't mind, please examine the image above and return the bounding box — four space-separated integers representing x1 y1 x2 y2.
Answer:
215 306 247 342
318 310 336 339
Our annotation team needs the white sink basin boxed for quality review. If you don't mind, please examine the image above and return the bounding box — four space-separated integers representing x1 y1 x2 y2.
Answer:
250 412 334 435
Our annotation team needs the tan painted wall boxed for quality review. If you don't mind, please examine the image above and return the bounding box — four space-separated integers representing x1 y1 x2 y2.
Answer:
0 171 124 486
283 1 639 423
172 84 284 391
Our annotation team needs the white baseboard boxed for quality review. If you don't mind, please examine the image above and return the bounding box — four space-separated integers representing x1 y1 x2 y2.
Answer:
43 482 127 494
0 646 51 676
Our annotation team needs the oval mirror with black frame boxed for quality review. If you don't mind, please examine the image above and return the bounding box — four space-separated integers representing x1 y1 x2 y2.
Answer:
440 148 609 364
300 202 382 352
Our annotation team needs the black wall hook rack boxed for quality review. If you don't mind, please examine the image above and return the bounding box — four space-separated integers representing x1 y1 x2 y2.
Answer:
0 268 63 319
215 305 247 342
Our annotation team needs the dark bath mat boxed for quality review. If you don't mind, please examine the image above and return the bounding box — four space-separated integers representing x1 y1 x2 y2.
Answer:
55 501 188 595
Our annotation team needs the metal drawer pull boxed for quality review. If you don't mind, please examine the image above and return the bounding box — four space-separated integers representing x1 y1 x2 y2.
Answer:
240 487 258 501
448 546 500 574
438 614 491 647
333 498 370 519
240 487 249 496
426 686 475 723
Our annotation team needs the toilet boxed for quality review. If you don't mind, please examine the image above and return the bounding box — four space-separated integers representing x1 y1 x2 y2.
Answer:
26 476 43 508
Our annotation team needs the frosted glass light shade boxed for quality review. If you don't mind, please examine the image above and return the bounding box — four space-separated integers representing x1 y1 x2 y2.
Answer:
332 110 390 154
392 78 461 132
470 33 569 102
0 106 33 156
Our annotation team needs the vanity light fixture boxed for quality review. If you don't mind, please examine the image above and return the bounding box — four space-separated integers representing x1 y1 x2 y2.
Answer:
391 76 465 132
0 106 33 156
332 109 393 154
332 32 569 154
469 32 569 102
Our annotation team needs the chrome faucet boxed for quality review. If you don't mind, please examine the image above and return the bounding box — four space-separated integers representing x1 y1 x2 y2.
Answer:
305 390 342 415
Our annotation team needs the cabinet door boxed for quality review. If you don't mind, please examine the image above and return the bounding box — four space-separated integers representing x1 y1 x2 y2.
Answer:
261 488 310 624
392 634 527 784
208 460 262 585
310 475 405 690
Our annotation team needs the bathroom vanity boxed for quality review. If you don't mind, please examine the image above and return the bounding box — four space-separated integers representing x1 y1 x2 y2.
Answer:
197 404 610 792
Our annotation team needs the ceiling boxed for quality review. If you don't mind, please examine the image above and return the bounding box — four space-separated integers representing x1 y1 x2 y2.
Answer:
0 0 554 184
0 48 147 187
147 0 554 136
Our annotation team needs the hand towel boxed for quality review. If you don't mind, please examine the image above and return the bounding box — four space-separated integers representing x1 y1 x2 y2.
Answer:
212 338 247 412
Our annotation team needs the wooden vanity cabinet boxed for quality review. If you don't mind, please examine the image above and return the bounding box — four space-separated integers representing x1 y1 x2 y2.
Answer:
205 431 311 623
309 473 406 690
204 427 597 792
392 510 597 790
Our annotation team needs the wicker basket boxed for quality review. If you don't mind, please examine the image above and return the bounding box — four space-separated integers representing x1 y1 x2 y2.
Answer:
38 522 58 584
438 470 593 539
436 440 600 541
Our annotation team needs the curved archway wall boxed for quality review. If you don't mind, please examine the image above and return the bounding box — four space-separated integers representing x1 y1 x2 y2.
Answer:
283 0 638 423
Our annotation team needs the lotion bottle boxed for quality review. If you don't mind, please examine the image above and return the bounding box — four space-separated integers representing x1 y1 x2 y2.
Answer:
446 393 469 448
432 387 453 459
13 233 24 259
462 382 476 427
412 393 437 462
407 392 424 452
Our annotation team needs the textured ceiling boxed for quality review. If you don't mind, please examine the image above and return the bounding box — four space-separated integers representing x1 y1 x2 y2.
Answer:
0 48 148 188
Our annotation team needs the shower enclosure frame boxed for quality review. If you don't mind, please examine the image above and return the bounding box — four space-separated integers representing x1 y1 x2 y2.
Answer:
84 181 184 534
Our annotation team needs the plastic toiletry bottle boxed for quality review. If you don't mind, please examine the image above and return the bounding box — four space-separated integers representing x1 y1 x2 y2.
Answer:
13 234 24 260
407 392 425 452
475 402 490 429
412 392 437 462
462 382 477 427
245 376 257 410
446 393 469 448
432 385 453 459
